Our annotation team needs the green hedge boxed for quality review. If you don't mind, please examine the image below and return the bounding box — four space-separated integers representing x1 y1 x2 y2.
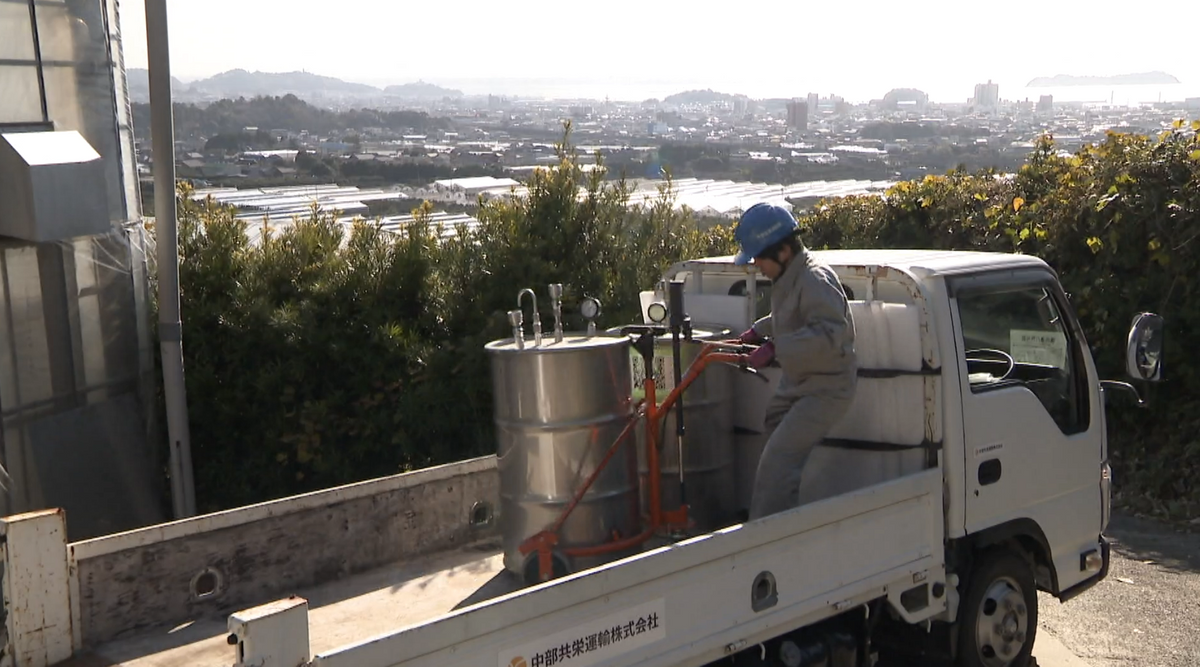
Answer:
173 122 1200 521
802 124 1200 520
175 126 734 512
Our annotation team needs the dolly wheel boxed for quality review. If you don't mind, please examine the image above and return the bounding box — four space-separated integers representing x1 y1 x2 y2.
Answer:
522 549 571 586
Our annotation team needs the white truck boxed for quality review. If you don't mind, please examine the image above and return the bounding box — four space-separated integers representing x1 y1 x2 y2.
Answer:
0 249 1160 667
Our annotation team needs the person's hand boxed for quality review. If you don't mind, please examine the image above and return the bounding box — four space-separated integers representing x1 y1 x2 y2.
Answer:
747 341 775 368
737 328 764 345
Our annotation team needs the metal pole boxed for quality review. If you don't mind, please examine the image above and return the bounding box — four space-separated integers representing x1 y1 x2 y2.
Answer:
667 279 686 511
145 0 196 518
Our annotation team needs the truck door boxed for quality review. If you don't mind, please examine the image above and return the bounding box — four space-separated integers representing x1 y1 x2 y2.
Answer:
948 269 1102 593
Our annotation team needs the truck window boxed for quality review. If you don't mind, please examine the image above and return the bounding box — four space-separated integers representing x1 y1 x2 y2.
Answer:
956 285 1087 435
728 279 773 320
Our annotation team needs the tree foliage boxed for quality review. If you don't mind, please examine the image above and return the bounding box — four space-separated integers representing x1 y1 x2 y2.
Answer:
174 123 733 512
171 119 1200 521
801 123 1200 520
859 121 990 141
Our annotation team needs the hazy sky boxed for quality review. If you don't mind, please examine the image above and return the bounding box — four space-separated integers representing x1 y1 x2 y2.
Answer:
117 0 1199 103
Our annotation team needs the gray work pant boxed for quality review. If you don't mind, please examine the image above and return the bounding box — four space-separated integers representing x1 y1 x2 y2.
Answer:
748 393 853 520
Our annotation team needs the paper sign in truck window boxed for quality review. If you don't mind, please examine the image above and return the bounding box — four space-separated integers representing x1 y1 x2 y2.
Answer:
1009 329 1067 368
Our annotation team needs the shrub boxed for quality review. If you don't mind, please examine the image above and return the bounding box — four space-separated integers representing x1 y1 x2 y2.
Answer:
800 123 1200 520
173 119 1200 521
175 124 734 512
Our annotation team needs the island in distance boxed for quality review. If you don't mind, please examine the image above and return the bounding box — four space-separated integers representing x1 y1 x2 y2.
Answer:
1027 71 1180 87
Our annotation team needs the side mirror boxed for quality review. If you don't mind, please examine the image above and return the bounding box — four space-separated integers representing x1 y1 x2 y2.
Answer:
1126 312 1164 382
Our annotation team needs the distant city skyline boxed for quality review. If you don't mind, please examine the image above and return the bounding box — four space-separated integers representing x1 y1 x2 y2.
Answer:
117 0 1200 105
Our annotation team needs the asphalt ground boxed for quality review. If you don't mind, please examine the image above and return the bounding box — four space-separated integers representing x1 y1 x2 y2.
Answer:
1036 512 1200 667
881 511 1197 667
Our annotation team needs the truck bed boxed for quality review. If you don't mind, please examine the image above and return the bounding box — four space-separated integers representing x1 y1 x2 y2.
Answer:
311 468 945 667
63 540 514 667
24 455 944 667
51 456 505 667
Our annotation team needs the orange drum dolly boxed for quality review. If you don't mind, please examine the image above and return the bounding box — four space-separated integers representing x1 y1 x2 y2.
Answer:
519 280 766 584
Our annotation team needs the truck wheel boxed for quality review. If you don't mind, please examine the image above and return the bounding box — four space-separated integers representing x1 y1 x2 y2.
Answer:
956 549 1037 667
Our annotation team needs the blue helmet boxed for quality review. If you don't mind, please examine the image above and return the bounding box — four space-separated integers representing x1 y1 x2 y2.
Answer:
733 203 799 265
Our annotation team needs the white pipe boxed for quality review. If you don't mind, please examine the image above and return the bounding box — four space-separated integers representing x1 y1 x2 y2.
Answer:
144 0 196 518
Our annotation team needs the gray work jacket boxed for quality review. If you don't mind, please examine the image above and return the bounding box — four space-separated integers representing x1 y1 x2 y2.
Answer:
750 250 858 402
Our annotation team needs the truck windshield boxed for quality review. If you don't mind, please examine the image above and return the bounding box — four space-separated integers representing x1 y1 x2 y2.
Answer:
956 285 1085 434
959 287 1068 368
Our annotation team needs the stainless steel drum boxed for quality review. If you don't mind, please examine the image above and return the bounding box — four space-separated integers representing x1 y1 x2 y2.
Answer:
626 326 737 532
486 334 642 576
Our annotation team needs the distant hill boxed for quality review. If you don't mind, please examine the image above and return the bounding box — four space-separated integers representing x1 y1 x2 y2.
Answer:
1027 71 1180 87
383 81 463 99
125 68 187 102
130 94 454 141
125 69 466 105
664 89 747 105
882 88 929 109
187 69 379 97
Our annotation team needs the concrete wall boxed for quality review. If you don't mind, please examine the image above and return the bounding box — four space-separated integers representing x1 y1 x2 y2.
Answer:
0 456 500 663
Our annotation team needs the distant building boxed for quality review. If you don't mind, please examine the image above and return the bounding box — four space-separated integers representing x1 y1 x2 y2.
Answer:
807 93 819 117
244 149 299 162
1037 95 1054 113
787 99 809 131
431 176 522 205
973 80 1000 109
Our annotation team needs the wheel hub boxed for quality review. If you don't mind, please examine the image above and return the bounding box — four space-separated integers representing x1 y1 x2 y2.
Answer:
975 577 1028 666
1001 613 1019 639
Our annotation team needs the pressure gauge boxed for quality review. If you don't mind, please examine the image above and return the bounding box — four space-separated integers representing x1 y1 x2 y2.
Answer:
580 297 602 321
647 301 668 323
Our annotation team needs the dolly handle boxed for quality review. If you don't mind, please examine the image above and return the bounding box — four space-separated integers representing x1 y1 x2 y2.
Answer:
656 347 747 415
720 361 770 383
544 401 646 536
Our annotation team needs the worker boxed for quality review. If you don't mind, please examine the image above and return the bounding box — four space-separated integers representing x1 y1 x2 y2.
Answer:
732 203 858 520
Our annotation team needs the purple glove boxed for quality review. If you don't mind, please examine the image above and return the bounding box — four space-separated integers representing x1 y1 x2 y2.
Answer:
747 341 775 369
737 328 765 344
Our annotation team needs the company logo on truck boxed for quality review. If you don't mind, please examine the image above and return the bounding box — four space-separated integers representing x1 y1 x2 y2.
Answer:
499 599 666 667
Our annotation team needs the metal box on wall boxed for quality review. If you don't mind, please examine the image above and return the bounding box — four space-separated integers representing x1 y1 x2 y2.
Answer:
0 130 110 242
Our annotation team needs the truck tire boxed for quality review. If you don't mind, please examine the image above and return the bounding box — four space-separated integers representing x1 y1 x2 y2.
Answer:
956 549 1038 667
